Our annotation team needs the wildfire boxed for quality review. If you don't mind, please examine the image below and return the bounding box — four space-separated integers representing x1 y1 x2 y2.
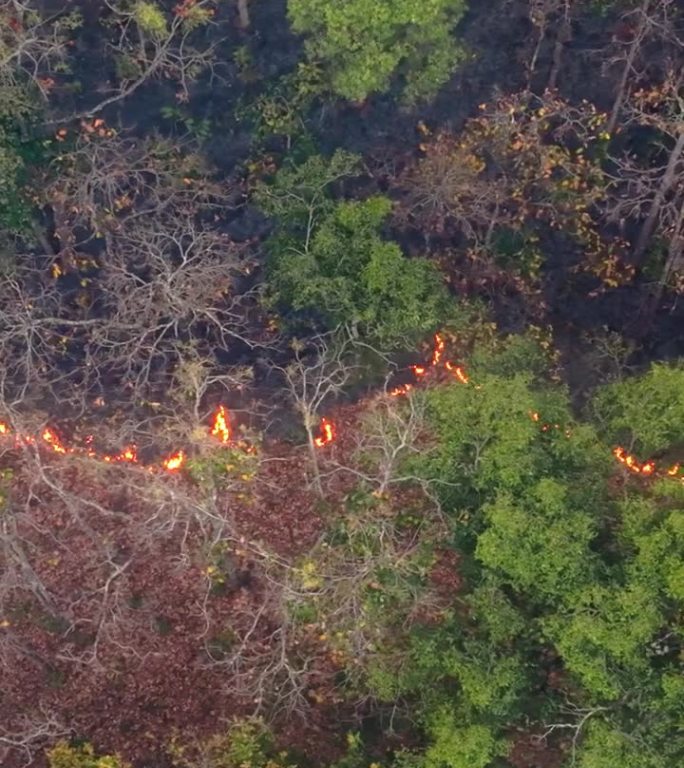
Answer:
0 334 681 487
210 405 231 444
384 333 684 486
42 428 67 454
163 450 186 472
612 446 681 480
445 361 469 385
314 418 335 448
0 405 234 474
389 384 413 397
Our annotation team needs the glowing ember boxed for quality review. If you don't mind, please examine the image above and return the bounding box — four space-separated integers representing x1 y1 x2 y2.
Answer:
210 405 231 444
0 403 237 473
163 450 186 472
668 464 680 476
314 418 335 448
412 365 427 377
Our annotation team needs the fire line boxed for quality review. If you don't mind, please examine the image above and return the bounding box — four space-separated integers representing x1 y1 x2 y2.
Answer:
0 336 680 484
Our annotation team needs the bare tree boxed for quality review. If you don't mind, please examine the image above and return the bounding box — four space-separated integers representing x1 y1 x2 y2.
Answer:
0 1 225 118
274 331 355 496
0 707 68 768
605 69 684 304
602 0 682 134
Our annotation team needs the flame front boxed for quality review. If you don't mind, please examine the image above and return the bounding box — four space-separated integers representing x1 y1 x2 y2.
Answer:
163 450 186 472
0 406 233 474
0 333 681 485
210 405 231 444
314 418 335 448
42 428 67 454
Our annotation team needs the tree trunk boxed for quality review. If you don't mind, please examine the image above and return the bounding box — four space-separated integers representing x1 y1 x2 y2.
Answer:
607 0 651 135
236 0 250 29
633 131 684 261
547 1 572 91
304 418 323 497
641 197 684 324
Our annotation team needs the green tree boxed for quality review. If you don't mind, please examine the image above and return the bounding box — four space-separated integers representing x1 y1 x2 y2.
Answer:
0 80 40 235
591 362 684 455
257 151 449 346
47 742 129 768
287 0 468 103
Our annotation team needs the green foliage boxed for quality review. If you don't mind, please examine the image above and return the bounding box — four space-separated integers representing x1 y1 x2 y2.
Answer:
170 718 297 768
578 720 668 768
134 2 168 38
0 81 41 234
47 742 129 768
545 583 662 699
423 710 505 768
476 479 597 601
342 332 683 768
287 0 468 103
186 446 257 491
257 152 449 346
246 62 324 142
591 363 684 455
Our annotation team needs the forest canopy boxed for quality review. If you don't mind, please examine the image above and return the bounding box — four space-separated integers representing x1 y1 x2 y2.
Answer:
0 1 682 768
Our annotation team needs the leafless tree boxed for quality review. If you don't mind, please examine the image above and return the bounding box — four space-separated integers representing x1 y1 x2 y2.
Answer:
0 132 257 421
0 0 78 98
273 331 356 496
604 69 684 317
525 0 575 91
602 0 682 134
0 1 226 118
0 707 68 768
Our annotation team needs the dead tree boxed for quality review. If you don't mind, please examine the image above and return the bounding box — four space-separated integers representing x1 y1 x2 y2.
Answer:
602 0 682 134
274 332 355 496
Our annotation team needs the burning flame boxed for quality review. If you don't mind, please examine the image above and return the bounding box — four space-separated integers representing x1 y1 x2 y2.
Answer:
162 450 186 472
0 405 233 474
431 333 446 366
210 405 231 444
42 428 67 454
383 334 684 486
0 336 680 487
445 361 469 385
314 418 335 448
612 446 681 480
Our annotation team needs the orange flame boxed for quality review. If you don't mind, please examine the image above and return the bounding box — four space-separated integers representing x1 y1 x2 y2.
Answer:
210 405 231 444
119 446 138 462
431 333 446 366
0 403 237 473
389 384 413 397
314 418 335 448
163 450 185 472
445 361 469 385
0 331 682 489
42 428 67 454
